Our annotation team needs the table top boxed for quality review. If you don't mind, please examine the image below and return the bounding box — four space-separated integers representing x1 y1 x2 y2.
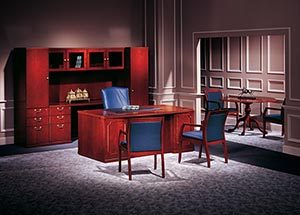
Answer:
222 95 277 104
77 105 194 119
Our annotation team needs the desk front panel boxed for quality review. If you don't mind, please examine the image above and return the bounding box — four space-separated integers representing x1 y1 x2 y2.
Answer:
77 106 195 162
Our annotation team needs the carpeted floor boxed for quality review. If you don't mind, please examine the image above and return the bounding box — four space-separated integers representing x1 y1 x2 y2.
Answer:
0 129 299 215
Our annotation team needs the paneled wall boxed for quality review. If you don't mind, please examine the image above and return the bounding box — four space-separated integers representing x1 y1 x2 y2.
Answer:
201 35 285 115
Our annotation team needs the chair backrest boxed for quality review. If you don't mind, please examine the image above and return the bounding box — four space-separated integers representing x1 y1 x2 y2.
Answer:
204 109 228 142
101 86 130 109
204 89 224 111
128 117 164 153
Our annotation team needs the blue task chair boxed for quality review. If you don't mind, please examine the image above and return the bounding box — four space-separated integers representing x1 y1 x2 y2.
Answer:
118 117 165 180
178 109 229 168
101 86 130 109
204 89 239 125
263 99 285 137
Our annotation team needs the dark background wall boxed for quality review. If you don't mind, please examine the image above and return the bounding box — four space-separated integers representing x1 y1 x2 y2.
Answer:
0 0 145 143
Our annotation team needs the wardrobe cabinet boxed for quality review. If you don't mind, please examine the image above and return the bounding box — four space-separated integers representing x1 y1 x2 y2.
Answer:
13 47 149 147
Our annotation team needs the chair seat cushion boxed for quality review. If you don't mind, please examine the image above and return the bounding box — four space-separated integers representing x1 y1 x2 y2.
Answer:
265 114 282 123
182 130 203 140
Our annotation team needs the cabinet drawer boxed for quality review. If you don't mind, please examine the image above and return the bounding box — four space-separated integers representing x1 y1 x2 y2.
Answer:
49 123 71 143
27 108 49 117
49 114 71 124
49 105 71 115
27 116 49 126
26 125 49 146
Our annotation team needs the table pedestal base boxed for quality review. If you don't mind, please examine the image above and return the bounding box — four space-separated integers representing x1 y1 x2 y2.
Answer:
227 103 266 135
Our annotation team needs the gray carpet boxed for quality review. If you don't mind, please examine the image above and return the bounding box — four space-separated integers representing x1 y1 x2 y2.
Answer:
0 130 300 215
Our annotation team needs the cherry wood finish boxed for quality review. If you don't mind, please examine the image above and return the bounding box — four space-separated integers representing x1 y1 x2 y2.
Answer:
13 47 149 147
77 105 195 162
222 96 277 135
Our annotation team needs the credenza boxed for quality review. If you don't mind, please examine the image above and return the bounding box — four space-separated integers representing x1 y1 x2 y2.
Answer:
13 47 149 147
78 105 195 162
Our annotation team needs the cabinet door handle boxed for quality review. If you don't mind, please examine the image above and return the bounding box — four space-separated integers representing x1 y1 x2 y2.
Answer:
56 107 64 112
34 108 42 113
34 117 42 122
34 126 42 131
56 115 64 120
57 124 64 129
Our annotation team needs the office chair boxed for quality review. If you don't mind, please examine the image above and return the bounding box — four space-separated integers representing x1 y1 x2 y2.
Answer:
178 109 229 168
118 117 165 180
263 99 285 137
101 86 130 109
204 89 239 126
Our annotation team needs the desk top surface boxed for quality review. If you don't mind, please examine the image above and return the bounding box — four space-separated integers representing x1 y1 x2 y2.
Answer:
78 105 194 119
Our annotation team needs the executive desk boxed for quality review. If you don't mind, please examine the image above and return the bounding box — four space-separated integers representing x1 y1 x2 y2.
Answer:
77 105 195 162
222 96 277 135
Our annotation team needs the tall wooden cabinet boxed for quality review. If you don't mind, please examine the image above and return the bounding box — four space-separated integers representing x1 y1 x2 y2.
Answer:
13 47 149 147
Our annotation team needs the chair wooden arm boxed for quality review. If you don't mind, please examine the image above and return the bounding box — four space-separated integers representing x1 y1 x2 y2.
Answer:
180 123 203 134
263 107 282 117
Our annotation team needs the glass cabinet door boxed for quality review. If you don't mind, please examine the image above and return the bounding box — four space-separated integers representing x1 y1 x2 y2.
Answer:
66 49 86 70
106 48 124 70
49 49 66 70
49 49 86 71
87 49 106 70
87 48 124 70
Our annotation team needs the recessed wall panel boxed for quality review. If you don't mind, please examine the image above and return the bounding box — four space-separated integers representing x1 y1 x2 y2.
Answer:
246 36 263 73
210 37 224 71
209 76 224 88
268 35 285 74
246 78 263 91
267 79 285 93
227 36 242 72
227 77 243 90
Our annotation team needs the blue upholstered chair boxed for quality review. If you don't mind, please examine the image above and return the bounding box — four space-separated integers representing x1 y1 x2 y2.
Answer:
178 109 229 168
204 89 239 125
101 86 130 109
263 99 285 137
118 117 165 180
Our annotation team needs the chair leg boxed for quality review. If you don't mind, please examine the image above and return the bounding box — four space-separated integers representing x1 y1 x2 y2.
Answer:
128 157 132 180
161 153 165 178
198 143 203 158
204 143 210 168
178 141 182 163
263 119 266 138
154 154 157 170
223 141 228 164
118 147 122 172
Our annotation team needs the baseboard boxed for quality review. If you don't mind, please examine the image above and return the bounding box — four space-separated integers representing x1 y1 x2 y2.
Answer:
283 144 300 157
0 136 14 145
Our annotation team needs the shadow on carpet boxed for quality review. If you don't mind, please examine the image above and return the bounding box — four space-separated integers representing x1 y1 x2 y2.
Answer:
209 141 300 176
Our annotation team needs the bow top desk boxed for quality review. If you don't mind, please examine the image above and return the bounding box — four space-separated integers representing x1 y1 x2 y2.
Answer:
77 105 194 162
222 96 277 135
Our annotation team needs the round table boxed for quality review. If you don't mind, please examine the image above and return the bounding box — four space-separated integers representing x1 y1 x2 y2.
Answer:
222 96 277 135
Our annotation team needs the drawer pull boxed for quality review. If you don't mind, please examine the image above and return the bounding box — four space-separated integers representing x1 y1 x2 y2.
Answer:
57 124 64 129
34 108 42 113
56 106 65 112
34 117 42 122
34 126 42 131
56 115 64 120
